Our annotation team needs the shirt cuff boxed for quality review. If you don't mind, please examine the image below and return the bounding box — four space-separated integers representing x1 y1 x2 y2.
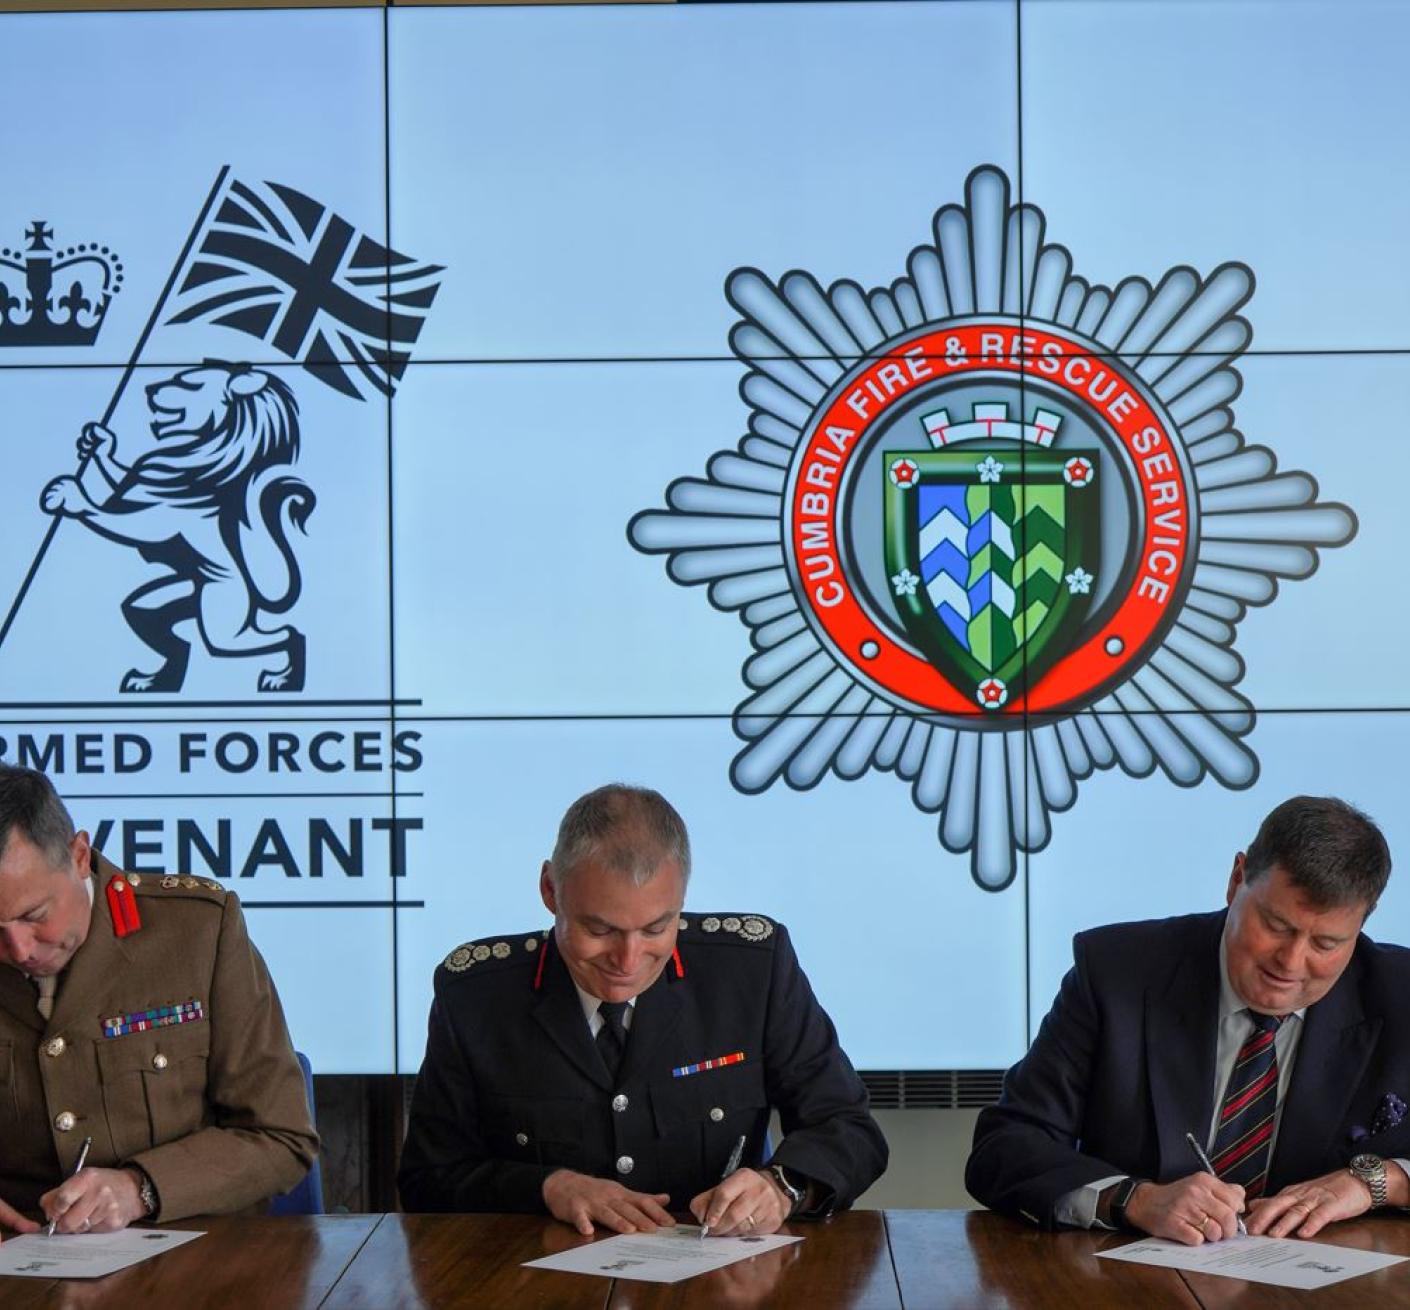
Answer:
1054 1174 1125 1229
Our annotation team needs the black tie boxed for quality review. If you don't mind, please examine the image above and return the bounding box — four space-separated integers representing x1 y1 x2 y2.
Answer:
596 1001 630 1081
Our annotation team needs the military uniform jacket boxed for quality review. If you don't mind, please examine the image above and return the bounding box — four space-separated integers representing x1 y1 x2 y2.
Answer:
0 853 318 1220
398 913 887 1216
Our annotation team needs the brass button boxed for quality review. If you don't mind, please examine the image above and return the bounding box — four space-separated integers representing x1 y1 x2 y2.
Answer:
709 1107 724 1122
612 1094 629 1113
152 1053 169 1071
55 1111 76 1132
615 1155 634 1175
515 1132 529 1147
44 1037 65 1058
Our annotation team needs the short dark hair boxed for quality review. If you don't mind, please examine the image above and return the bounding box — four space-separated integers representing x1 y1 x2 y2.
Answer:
549 784 690 890
1244 795 1390 913
0 765 76 870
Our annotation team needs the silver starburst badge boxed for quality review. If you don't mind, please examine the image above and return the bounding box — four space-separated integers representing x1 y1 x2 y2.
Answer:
628 166 1355 890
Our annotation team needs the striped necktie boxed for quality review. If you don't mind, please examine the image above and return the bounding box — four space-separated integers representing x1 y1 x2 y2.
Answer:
34 974 56 1022
1211 1010 1284 1199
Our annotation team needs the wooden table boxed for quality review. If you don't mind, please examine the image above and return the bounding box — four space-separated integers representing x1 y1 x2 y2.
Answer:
4 1210 1410 1308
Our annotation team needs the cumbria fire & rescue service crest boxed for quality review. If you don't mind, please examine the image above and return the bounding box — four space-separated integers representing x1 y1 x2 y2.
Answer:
628 166 1356 891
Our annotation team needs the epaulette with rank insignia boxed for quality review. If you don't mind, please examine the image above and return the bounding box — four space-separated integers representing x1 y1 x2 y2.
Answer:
678 913 775 944
441 930 549 977
127 872 227 900
101 869 225 939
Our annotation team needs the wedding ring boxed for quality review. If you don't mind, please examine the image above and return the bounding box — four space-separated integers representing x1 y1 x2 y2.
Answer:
745 1214 756 1228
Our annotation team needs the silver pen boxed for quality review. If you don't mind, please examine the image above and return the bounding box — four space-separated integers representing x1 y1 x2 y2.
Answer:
46 1135 93 1237
699 1134 748 1240
1185 1130 1247 1237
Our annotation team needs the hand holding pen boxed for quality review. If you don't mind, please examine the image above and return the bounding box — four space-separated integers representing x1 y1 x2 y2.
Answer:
46 1136 93 1237
698 1134 748 1240
1185 1131 1248 1237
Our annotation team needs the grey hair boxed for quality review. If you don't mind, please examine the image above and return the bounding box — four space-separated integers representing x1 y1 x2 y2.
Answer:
0 765 77 870
548 784 690 890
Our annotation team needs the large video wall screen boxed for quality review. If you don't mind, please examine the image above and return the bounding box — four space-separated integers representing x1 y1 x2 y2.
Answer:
1 1 1405 1074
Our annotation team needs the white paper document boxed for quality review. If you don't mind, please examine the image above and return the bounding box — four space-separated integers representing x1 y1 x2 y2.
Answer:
0 1227 204 1279
522 1224 803 1283
1097 1233 1407 1289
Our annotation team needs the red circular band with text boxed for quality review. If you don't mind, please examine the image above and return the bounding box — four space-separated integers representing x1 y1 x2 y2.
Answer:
786 322 1193 715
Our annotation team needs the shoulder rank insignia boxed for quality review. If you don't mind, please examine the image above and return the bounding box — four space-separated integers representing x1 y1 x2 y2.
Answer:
444 932 544 974
694 914 774 943
142 874 225 896
106 876 141 938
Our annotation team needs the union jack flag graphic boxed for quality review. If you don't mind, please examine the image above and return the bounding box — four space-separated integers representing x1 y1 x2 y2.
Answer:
167 177 443 400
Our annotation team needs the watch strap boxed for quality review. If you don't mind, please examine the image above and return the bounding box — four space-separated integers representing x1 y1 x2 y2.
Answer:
1351 1154 1389 1208
127 1165 159 1218
766 1163 805 1214
1108 1176 1147 1231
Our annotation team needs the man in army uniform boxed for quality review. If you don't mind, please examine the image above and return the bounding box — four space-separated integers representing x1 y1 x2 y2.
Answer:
398 784 887 1236
0 765 317 1236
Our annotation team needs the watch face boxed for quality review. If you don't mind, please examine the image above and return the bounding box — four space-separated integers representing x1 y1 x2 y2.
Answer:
1351 1154 1383 1174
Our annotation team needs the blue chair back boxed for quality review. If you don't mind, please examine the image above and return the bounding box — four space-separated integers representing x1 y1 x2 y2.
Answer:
268 1050 324 1216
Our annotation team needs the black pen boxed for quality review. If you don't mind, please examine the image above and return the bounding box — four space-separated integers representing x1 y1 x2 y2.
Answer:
46 1135 93 1238
1184 1130 1247 1237
699 1134 748 1240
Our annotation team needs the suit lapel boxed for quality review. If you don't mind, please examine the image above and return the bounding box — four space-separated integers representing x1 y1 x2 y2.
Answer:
0 966 45 1032
1271 954 1377 1190
1147 914 1224 1179
618 966 684 1087
531 941 613 1090
51 871 130 1032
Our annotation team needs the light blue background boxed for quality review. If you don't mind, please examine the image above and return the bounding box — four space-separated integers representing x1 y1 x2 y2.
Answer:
0 2 1405 1074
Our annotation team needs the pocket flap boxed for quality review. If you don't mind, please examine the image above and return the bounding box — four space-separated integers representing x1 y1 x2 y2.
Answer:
651 1058 767 1132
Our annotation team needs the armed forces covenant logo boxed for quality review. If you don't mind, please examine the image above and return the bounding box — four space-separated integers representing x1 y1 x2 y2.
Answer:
629 166 1356 891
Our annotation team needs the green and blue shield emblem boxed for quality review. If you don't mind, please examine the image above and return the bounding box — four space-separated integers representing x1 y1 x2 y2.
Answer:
884 448 1100 708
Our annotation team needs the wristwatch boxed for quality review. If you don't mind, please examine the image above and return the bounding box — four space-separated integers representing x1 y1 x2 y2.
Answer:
765 1163 806 1215
127 1166 159 1218
1108 1176 1148 1231
1350 1153 1389 1208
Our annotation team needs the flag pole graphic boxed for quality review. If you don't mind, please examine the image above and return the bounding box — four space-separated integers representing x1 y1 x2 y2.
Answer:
0 165 232 654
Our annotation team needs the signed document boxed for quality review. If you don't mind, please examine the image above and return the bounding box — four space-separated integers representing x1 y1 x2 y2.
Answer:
1097 1233 1407 1289
0 1228 203 1279
523 1224 803 1283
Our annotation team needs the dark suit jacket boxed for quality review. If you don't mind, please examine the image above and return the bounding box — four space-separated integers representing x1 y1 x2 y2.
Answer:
966 910 1410 1228
398 913 887 1216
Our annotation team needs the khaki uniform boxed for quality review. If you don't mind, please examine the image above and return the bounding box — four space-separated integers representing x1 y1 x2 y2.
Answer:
0 853 317 1221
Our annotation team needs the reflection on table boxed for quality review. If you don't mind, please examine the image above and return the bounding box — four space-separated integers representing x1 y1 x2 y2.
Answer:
3 1208 1409 1308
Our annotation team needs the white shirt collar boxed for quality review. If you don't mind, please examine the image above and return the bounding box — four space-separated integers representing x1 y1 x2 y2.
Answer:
572 979 637 1029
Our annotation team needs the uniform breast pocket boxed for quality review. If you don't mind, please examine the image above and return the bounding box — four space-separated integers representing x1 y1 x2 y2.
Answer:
651 1061 769 1176
481 1094 585 1168
94 1020 211 1160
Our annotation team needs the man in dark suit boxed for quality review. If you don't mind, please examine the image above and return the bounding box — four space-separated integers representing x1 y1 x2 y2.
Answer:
967 795 1410 1244
398 783 887 1236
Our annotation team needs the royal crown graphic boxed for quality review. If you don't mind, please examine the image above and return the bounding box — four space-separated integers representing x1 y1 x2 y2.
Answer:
0 221 122 347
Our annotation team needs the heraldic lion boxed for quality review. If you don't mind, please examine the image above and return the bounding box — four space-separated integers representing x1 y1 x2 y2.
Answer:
41 361 316 692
